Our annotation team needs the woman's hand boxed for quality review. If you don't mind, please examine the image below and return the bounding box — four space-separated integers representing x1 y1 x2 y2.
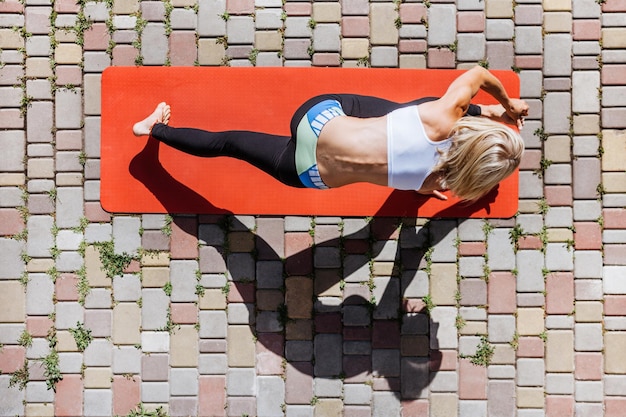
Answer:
480 99 529 129
505 99 529 128
416 189 448 200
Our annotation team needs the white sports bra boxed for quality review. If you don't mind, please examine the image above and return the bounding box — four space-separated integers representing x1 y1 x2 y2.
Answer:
387 106 451 190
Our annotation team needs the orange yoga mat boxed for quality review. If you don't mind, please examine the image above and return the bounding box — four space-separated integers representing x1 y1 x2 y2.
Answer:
101 67 520 217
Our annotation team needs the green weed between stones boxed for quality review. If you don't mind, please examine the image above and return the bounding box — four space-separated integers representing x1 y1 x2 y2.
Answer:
123 403 168 417
461 336 495 367
68 321 93 352
94 241 138 279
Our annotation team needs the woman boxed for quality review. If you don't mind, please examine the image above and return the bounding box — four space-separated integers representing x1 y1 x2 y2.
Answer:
133 66 528 201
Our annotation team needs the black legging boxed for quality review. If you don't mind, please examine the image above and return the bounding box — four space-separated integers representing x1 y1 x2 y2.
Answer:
150 94 481 188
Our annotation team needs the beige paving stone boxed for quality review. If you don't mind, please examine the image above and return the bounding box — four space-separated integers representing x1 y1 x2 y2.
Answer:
430 393 458 417
602 130 626 172
543 0 571 11
459 321 487 335
342 39 369 59
430 263 457 306
370 3 398 45
575 301 603 323
372 261 396 277
0 173 26 186
25 58 54 78
56 173 83 186
141 252 170 267
55 44 83 65
198 39 226 66
573 114 600 135
399 55 426 69
491 344 516 365
517 308 545 336
547 228 574 243
27 258 55 273
0 281 25 322
546 330 573 372
172 0 195 6
603 172 626 193
314 399 343 417
312 3 341 23
485 0 514 18
113 0 139 14
86 245 111 288
112 303 141 345
83 367 112 388
544 136 572 163
227 325 255 367
171 325 199 367
198 288 227 310
56 330 79 352
27 158 54 179
519 200 541 214
605 332 626 374
55 31 77 43
602 28 626 49
517 387 544 408
142 267 170 288
26 403 54 417
543 12 572 33
286 276 313 319
0 29 23 48
255 31 282 51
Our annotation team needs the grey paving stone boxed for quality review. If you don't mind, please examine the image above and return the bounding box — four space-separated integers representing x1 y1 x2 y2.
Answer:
574 251 603 278
227 252 255 281
343 384 372 405
170 260 198 302
58 352 84 373
83 180 100 201
573 158 601 200
459 400 487 417
372 277 399 319
84 117 101 158
142 289 169 330
112 274 142 302
603 86 626 107
27 215 54 258
572 0 601 17
256 311 282 332
113 216 141 255
227 303 254 325
343 255 370 283
372 349 400 377
314 378 342 397
488 365 516 379
544 164 572 185
575 381 604 402
0 130 25 172
141 332 170 353
26 100 53 144
198 353 227 374
314 334 342 377
313 24 341 52
402 313 429 335
84 224 112 244
543 92 572 134
518 171 543 199
488 380 515 417
459 335 482 356
488 314 516 343
25 273 54 315
256 9 283 29
342 305 370 327
486 41 514 69
171 9 197 29
401 270 429 298
488 228 516 271
546 373 574 395
0 235 28 284
112 345 141 374
516 358 545 386
83 338 113 366
227 368 256 396
427 4 456 46
141 381 170 403
515 26 543 54
429 370 458 392
574 323 603 351
171 368 199 396
544 34 572 76
545 207 573 228
26 337 49 359
604 375 626 396
197 0 226 36
429 307 458 349
56 302 84 330
371 46 398 67
0 376 25 416
258 376 286 417
575 279 603 302
486 19 513 40
84 288 113 309
401 357 429 399
142 23 168 64
519 70 545 98
457 33 485 61
459 256 485 278
372 391 401 417
285 341 313 362
572 71 600 113
199 311 227 339
545 243 574 271
253 261 282 290
285 405 314 417
604 266 626 294
576 403 603 417
314 246 341 269
343 341 371 356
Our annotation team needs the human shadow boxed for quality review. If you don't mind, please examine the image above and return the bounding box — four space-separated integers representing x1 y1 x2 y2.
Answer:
129 138 493 401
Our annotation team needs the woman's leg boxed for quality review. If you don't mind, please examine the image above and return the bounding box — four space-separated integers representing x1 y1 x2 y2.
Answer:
150 123 304 188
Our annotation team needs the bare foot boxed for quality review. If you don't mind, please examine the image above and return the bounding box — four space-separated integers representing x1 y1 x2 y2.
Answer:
133 102 171 136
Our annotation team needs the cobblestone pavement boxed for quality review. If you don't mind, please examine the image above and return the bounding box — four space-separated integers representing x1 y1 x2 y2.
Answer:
1 0 626 416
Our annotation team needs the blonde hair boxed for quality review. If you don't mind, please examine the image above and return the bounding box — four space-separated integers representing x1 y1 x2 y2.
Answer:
434 117 524 202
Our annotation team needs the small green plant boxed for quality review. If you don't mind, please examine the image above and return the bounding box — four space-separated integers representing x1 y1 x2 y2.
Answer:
248 48 259 66
539 331 548 342
455 314 466 330
219 11 230 21
534 127 549 142
509 224 525 253
42 349 63 391
509 332 519 350
125 403 168 417
94 241 137 279
163 281 172 296
421 294 435 315
537 198 550 216
9 359 30 390
478 60 490 69
308 18 316 29
462 336 495 367
18 329 33 348
68 321 93 352
161 215 173 237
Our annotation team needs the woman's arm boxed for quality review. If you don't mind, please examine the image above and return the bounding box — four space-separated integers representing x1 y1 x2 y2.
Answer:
440 66 528 124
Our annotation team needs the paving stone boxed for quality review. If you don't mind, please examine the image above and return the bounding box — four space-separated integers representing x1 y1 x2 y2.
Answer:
605 332 626 374
487 228 516 270
429 307 458 349
546 330 574 372
257 376 285 416
314 333 342 377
